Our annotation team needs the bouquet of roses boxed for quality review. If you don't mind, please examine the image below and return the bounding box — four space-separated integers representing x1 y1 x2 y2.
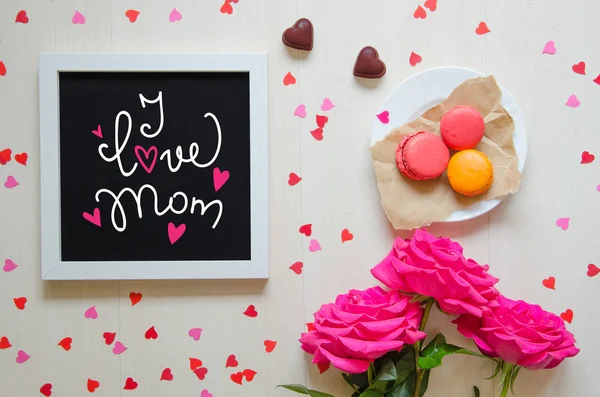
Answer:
279 229 579 397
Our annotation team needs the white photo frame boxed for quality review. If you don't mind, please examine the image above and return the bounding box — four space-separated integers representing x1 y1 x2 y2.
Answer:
39 53 269 280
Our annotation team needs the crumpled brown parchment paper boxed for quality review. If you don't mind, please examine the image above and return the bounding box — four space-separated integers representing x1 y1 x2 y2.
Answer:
370 76 522 230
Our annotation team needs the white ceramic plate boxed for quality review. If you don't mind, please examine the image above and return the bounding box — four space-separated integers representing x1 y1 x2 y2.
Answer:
371 66 527 223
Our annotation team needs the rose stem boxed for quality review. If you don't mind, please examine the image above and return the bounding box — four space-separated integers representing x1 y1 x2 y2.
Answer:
499 362 515 397
367 363 375 385
413 298 435 397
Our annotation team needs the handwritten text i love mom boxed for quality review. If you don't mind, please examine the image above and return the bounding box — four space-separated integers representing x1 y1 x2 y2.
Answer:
82 92 229 245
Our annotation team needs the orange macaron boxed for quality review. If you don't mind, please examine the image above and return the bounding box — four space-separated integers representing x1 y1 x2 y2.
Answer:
446 150 494 196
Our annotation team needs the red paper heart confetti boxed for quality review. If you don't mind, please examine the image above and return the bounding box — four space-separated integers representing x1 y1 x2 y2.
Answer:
129 292 143 306
125 9 140 23
283 72 296 86
145 326 158 340
242 369 257 382
581 151 595 164
587 264 600 277
341 228 354 243
243 304 258 318
102 332 116 345
160 368 174 381
542 277 556 290
194 367 208 380
87 378 100 393
413 5 427 19
316 114 328 128
13 297 27 310
15 10 29 24
409 51 422 67
123 377 138 390
15 153 27 166
317 362 330 374
289 261 303 275
572 61 586 75
189 358 203 371
0 61 6 76
264 340 277 353
475 22 490 35
310 127 324 141
299 224 312 237
0 336 12 349
58 337 72 351
424 0 437 12
0 148 12 165
560 309 573 324
594 75 600 85
40 383 52 397
226 354 239 368
230 372 243 385
288 173 302 186
220 1 234 15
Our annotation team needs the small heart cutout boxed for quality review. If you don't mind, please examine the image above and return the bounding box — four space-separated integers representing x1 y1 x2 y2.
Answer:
0 336 12 349
167 222 186 245
308 239 322 252
3 259 18 272
213 167 230 192
299 223 312 237
475 22 490 35
169 8 182 22
264 340 277 353
16 349 30 363
84 306 98 319
289 261 303 275
189 358 203 371
560 309 573 324
188 328 203 341
102 332 116 345
556 218 570 231
15 10 29 24
243 369 257 382
123 377 138 390
160 368 174 381
341 228 354 243
129 292 142 306
316 114 328 128
58 337 73 351
377 111 390 124
321 98 335 111
310 128 324 141
144 326 158 340
572 61 586 75
244 304 258 318
288 172 302 186
283 72 296 86
594 75 600 85
542 277 556 290
83 208 101 227
413 5 427 19
13 297 26 310
542 40 556 55
112 341 127 355
87 378 100 393
15 153 27 166
220 1 234 15
581 151 594 164
226 354 239 368
565 95 580 108
4 175 18 189
587 264 600 277
0 148 11 164
194 367 208 380
125 9 140 23
72 10 85 24
201 390 213 397
40 383 52 397
92 125 102 138
230 371 243 385
294 104 307 118
424 0 437 11
409 51 422 67
0 61 5 76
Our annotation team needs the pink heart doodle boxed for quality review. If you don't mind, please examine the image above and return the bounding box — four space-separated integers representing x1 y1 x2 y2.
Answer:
84 306 98 319
213 167 230 192
3 259 18 272
188 328 203 341
112 341 127 355
92 125 103 138
16 350 30 364
308 239 322 252
82 208 101 227
376 110 390 124
168 222 186 245
134 145 158 174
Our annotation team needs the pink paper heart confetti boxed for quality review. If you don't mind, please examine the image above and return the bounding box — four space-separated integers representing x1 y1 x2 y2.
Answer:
72 10 85 24
16 350 30 363
188 328 203 341
308 239 321 252
565 95 580 108
376 111 389 124
112 341 127 355
542 40 556 55
4 176 18 189
213 167 230 192
294 104 307 118
201 389 213 397
321 98 335 111
3 259 18 272
167 222 186 245
556 218 570 231
169 8 182 23
84 306 98 319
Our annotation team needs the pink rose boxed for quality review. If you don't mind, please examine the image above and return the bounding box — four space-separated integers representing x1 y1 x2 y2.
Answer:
299 287 426 373
371 229 500 316
453 295 580 370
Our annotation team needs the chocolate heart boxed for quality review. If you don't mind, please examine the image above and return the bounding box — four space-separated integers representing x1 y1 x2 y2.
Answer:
353 46 386 79
282 18 314 51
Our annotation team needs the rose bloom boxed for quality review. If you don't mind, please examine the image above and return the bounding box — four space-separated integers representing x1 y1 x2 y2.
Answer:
453 295 580 370
371 229 500 316
299 286 426 373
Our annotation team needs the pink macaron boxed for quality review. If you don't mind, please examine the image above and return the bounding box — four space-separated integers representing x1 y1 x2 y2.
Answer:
396 131 450 180
440 105 485 151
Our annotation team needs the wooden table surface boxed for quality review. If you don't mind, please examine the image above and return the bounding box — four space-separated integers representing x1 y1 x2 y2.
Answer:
0 1 598 396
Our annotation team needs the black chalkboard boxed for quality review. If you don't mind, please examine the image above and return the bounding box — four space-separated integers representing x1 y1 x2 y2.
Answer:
58 71 251 262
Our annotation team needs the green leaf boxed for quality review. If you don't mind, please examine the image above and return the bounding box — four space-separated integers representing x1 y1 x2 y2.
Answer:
387 370 429 397
277 384 336 397
342 373 358 390
409 294 431 303
418 334 487 370
473 386 480 397
359 390 383 397
375 359 398 382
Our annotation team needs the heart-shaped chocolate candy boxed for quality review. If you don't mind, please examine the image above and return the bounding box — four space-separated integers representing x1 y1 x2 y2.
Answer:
282 18 314 51
353 46 386 79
